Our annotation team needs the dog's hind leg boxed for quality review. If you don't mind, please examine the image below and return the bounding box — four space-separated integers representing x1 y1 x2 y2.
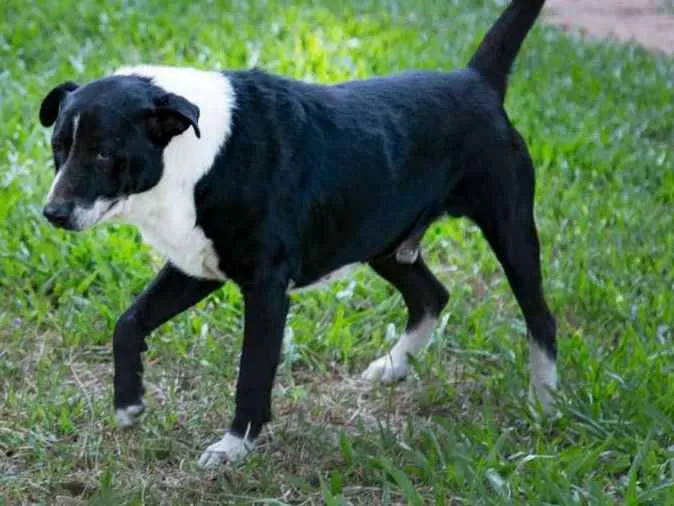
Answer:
361 254 448 383
464 140 558 412
477 212 557 412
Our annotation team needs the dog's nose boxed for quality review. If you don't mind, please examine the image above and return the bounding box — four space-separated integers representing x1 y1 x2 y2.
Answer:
43 200 74 228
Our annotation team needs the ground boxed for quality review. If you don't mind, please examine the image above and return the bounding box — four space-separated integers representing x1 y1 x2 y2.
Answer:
544 0 674 55
0 0 673 504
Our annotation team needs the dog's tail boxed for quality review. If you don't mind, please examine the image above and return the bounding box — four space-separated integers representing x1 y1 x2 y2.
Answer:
467 0 545 102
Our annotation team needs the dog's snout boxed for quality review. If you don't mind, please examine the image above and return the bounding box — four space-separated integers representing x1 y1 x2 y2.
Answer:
43 200 75 228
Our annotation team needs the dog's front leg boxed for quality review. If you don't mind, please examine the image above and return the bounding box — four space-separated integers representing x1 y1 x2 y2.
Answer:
198 274 289 468
113 263 222 427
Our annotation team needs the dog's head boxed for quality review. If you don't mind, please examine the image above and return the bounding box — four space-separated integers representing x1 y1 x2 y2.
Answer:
39 75 201 230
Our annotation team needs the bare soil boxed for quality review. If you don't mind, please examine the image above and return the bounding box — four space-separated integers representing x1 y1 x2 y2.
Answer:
543 0 674 55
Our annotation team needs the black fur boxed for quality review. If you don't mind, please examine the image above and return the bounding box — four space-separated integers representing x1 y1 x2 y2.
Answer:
39 81 79 127
40 0 556 453
146 92 202 144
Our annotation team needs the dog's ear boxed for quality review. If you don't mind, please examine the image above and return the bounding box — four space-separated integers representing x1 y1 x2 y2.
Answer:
39 81 79 127
145 93 201 145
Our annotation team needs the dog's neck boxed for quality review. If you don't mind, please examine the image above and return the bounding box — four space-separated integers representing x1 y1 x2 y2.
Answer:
114 64 236 196
110 65 236 279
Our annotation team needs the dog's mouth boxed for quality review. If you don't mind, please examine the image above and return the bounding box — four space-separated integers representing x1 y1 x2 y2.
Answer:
97 197 127 222
63 197 125 231
104 199 120 216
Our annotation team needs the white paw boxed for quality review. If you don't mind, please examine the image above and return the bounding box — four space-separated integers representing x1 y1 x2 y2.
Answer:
197 432 255 469
528 381 557 416
361 354 408 384
115 402 146 428
528 341 558 416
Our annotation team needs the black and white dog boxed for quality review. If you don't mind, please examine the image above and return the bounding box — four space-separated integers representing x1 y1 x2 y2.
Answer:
39 0 556 468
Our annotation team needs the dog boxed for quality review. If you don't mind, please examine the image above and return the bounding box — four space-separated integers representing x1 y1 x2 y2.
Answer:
39 0 556 468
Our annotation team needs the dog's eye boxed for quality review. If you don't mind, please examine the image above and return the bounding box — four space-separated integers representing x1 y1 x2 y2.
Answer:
96 153 111 162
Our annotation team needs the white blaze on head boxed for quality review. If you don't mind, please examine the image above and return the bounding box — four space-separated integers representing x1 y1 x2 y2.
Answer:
45 113 80 204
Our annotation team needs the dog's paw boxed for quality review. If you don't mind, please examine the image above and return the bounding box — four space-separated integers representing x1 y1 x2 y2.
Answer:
528 382 559 419
115 402 146 428
528 343 558 418
361 354 408 384
197 432 255 469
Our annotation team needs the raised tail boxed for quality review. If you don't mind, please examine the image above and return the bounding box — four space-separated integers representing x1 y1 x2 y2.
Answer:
468 0 545 102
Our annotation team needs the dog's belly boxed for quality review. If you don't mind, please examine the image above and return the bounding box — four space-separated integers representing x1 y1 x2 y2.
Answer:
288 263 357 293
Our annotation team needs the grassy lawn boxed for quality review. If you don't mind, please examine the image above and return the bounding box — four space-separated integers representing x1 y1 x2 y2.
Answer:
1 0 672 503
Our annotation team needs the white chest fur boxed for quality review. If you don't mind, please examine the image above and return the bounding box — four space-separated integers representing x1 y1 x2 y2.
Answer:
110 65 235 280
122 184 225 280
143 226 223 280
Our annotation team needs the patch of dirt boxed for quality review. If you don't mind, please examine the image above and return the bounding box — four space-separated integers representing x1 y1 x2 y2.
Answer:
544 0 674 55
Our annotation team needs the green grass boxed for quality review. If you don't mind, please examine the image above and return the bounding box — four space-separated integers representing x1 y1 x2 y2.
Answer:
1 0 673 503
